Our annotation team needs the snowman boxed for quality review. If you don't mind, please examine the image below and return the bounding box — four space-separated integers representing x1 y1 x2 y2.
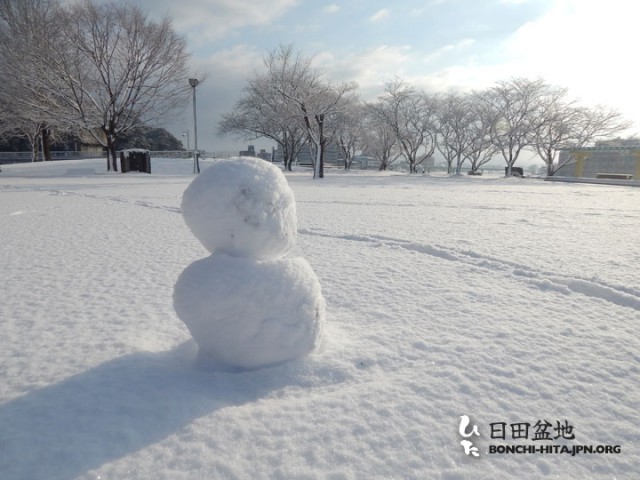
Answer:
173 157 326 370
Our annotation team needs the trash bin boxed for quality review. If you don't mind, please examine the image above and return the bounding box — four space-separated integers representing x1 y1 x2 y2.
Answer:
120 149 151 173
505 167 524 177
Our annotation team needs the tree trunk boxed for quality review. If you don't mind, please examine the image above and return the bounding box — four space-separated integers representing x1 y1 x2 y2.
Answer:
41 127 52 162
111 145 118 172
547 162 554 176
314 141 324 178
106 130 118 172
31 135 40 162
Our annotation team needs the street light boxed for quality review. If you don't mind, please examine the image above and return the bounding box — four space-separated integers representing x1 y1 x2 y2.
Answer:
189 78 200 174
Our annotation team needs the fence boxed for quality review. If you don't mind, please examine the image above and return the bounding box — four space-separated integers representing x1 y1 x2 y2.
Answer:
0 150 236 165
0 151 106 165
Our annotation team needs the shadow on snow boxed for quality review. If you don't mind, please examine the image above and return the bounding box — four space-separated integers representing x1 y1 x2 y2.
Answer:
0 341 307 480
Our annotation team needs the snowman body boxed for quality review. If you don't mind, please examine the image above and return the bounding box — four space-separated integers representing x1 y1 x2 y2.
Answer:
173 158 325 370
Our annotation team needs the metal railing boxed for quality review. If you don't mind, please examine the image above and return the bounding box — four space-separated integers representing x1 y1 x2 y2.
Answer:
0 151 106 164
0 150 237 165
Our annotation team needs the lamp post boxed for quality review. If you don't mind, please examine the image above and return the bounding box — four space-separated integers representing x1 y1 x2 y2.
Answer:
189 78 200 174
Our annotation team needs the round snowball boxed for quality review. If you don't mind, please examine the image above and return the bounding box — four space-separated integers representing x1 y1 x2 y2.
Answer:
181 157 296 259
173 254 325 370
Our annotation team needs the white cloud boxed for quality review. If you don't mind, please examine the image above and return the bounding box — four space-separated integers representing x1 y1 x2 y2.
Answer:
314 45 413 99
400 0 640 134
369 8 390 23
201 44 264 75
123 0 299 43
99 0 640 147
163 44 266 151
323 4 340 14
422 38 475 64
501 0 640 131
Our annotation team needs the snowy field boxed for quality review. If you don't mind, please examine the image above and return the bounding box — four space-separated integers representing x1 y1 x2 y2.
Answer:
0 157 638 480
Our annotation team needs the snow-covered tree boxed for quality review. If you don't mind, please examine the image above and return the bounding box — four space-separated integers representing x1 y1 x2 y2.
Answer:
528 84 631 176
377 79 438 173
529 88 580 176
218 54 307 171
0 76 47 162
0 0 62 161
220 44 358 177
435 91 477 174
548 106 631 176
297 81 359 178
482 78 548 176
0 0 191 171
264 45 358 178
462 91 499 174
334 98 366 170
362 101 401 171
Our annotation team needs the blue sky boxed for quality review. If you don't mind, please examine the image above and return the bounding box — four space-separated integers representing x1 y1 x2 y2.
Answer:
123 0 640 153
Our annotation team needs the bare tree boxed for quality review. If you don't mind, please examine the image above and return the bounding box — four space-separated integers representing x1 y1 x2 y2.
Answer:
299 82 359 178
435 91 477 174
462 91 499 174
530 92 579 176
570 106 632 147
551 106 632 175
264 44 358 178
362 101 401 171
220 44 359 177
482 78 549 176
9 120 48 162
334 98 365 170
0 75 47 161
531 86 631 176
66 1 191 170
377 79 438 173
218 53 307 171
0 0 62 161
0 0 191 171
526 84 585 177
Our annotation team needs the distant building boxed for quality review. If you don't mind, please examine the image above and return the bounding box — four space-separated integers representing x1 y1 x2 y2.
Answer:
239 145 256 157
352 155 377 169
256 149 271 161
271 146 284 164
557 138 640 179
239 145 271 161
79 129 107 154
272 142 340 167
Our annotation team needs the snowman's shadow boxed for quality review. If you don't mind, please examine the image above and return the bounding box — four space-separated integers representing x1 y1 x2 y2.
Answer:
0 340 300 480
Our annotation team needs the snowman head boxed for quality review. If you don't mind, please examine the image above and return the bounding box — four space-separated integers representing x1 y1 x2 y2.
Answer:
181 157 297 260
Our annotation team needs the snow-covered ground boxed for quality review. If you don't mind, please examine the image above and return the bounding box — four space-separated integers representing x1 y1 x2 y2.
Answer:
1 157 638 479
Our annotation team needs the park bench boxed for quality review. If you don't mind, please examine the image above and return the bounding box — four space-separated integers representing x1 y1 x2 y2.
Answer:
595 173 633 180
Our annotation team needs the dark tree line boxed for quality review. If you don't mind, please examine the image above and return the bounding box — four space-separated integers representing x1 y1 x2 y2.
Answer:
0 127 184 154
